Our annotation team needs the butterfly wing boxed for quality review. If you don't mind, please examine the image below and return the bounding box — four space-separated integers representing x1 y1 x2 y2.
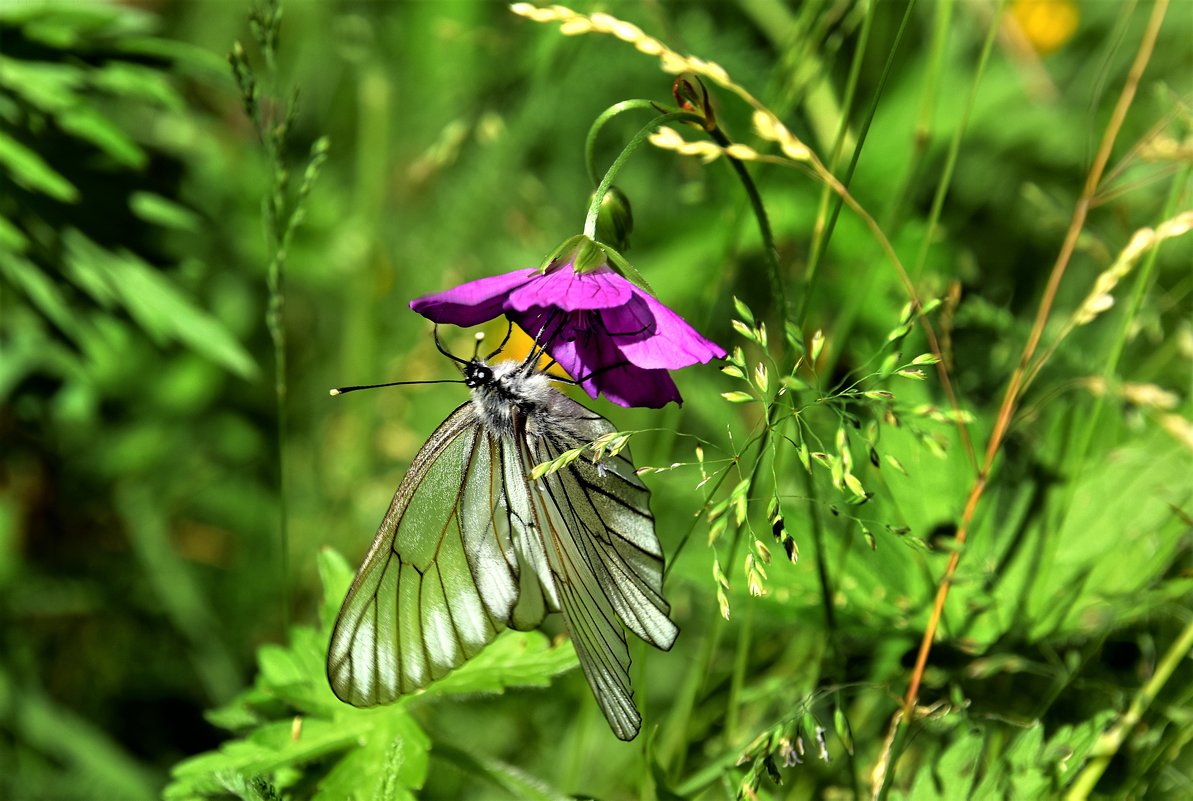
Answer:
523 391 679 740
328 403 535 706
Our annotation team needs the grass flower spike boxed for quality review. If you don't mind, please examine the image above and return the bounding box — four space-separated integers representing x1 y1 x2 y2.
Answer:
411 236 725 408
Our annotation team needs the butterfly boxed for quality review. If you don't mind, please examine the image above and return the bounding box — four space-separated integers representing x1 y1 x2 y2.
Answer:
326 329 678 740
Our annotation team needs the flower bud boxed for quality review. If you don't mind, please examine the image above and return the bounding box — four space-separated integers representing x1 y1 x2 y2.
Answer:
672 73 715 130
591 185 634 251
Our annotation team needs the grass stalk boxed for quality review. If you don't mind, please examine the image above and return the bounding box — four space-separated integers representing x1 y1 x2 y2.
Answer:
1065 615 1193 799
909 0 1006 282
885 1 1170 791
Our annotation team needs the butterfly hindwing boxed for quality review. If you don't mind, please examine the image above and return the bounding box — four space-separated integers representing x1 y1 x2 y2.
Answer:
522 392 678 740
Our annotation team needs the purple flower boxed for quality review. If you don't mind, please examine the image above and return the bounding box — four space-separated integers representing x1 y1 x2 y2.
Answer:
410 247 725 408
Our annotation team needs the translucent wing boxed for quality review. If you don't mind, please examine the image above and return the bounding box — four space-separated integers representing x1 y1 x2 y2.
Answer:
327 403 543 706
521 392 678 740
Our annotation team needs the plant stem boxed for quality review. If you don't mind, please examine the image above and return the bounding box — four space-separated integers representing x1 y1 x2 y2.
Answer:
888 1 1169 788
706 125 791 337
584 99 659 187
1065 616 1193 799
801 0 914 327
583 110 703 239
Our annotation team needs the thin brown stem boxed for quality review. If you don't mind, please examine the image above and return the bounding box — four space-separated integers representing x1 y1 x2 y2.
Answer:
899 0 1169 722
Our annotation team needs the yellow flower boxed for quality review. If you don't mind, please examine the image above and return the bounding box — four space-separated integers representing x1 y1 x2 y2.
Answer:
1011 0 1080 55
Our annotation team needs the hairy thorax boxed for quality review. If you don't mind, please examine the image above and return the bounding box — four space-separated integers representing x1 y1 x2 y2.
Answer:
470 360 559 438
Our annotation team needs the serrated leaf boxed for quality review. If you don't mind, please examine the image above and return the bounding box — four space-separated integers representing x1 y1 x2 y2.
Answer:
165 717 376 800
418 630 578 699
312 711 428 801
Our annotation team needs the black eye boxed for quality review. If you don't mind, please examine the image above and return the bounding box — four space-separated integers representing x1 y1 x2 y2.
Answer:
466 363 491 387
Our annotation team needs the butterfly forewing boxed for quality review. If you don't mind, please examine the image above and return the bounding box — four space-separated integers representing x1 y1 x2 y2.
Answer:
328 404 519 706
537 394 677 649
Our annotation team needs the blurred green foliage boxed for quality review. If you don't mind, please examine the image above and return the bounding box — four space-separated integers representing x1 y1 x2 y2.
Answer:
1 1 1190 800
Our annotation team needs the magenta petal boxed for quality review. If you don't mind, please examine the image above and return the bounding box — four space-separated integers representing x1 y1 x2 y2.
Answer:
507 264 632 313
409 268 536 326
515 308 683 408
599 291 727 369
591 366 683 408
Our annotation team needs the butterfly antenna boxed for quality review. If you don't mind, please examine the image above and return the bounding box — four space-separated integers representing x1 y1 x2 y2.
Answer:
485 320 514 360
471 331 486 360
434 324 470 366
330 378 465 396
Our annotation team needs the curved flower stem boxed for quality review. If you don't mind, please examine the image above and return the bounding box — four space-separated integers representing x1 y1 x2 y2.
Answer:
584 99 659 187
584 110 704 240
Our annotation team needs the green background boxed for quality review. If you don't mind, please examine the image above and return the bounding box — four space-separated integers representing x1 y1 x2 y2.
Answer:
1 1 1190 799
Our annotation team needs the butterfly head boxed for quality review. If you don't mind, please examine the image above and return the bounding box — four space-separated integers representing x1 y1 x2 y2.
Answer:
463 360 494 389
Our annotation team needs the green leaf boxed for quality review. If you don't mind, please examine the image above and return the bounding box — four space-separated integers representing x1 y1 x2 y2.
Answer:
0 56 83 111
63 230 258 378
0 129 79 201
0 666 158 801
92 61 185 109
971 722 1048 799
433 742 571 801
901 725 983 801
419 630 578 699
0 214 28 252
0 254 76 335
312 711 428 801
318 548 356 632
129 192 202 231
166 717 371 799
57 105 146 168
